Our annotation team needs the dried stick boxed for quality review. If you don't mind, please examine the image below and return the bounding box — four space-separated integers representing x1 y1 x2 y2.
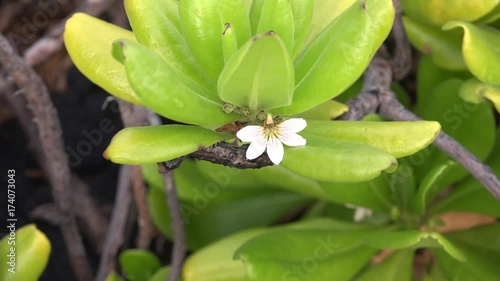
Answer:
97 101 156 280
96 165 133 281
189 142 273 169
131 165 155 249
0 34 93 281
158 161 186 281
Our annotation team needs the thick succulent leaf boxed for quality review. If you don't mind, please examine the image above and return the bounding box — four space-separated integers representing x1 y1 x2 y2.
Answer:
194 160 332 202
218 32 294 111
430 129 500 216
296 100 349 120
64 13 141 104
105 272 124 281
290 0 313 57
149 159 310 249
413 161 457 214
104 125 230 164
235 226 381 281
304 121 441 158
401 0 499 27
363 231 466 261
443 21 500 85
183 228 267 281
432 243 500 280
0 224 50 281
112 39 239 126
354 250 414 281
119 249 161 281
255 0 294 52
277 0 394 115
403 16 466 70
179 0 251 82
386 162 416 212
416 55 471 104
124 0 213 92
248 165 332 201
416 78 495 191
301 0 355 51
148 267 174 281
319 174 393 211
281 133 398 183
222 23 239 63
459 77 500 112
444 223 500 256
476 3 500 24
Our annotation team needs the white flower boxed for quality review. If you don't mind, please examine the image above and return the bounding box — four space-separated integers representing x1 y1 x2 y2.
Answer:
236 115 307 165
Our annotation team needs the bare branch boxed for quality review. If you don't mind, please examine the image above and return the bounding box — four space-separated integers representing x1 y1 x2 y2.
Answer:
0 33 93 281
96 165 133 281
157 163 186 281
189 142 273 169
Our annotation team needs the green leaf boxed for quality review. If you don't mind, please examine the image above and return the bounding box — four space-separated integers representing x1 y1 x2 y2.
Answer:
0 224 51 281
363 231 467 261
277 0 394 115
112 39 239 126
413 161 457 214
149 159 310 249
386 163 416 212
222 23 239 63
319 174 393 211
460 77 500 112
354 250 414 281
301 0 355 53
445 223 500 255
416 55 471 104
255 0 294 53
105 272 124 281
193 160 328 202
104 125 230 164
476 3 500 24
119 249 161 281
443 21 500 85
148 266 175 281
403 16 466 70
282 133 398 183
246 165 333 201
235 225 381 281
179 0 251 82
290 0 313 57
63 13 142 105
296 100 348 120
124 0 213 91
217 32 294 111
416 78 496 190
141 163 164 191
430 129 500 216
183 228 267 281
304 121 441 158
401 0 499 27
432 244 500 280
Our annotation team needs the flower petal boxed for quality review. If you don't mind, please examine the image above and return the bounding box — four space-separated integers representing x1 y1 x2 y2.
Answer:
278 118 307 133
277 132 307 147
246 135 267 160
236 125 263 142
266 136 284 165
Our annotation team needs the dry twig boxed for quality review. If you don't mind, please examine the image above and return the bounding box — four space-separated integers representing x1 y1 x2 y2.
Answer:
0 33 93 281
96 165 133 281
157 162 186 281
